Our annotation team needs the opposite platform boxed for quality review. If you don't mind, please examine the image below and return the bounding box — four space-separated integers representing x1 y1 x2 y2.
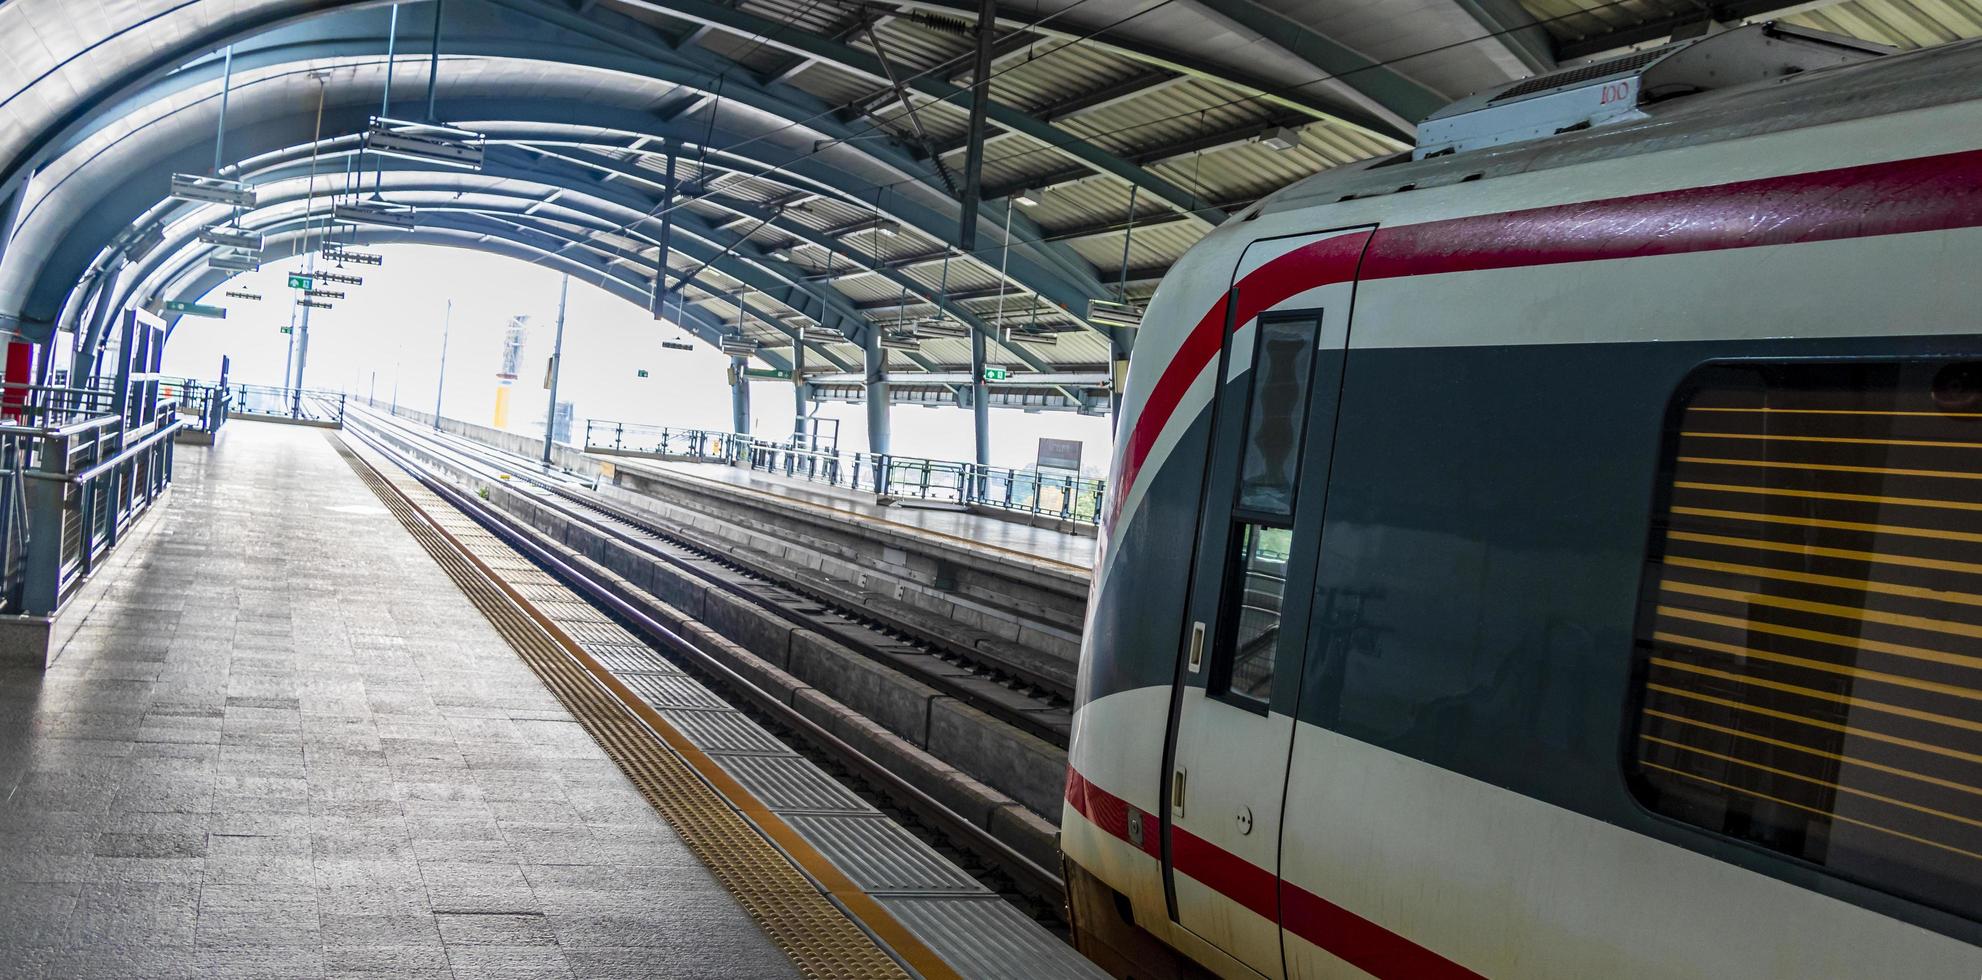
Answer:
0 421 800 979
587 456 1097 574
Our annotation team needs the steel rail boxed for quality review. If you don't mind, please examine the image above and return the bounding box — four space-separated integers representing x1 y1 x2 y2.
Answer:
340 421 1070 910
353 406 1078 711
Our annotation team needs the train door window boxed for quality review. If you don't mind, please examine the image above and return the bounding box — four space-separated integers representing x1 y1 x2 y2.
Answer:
1629 359 1982 923
1237 315 1322 517
1208 312 1324 709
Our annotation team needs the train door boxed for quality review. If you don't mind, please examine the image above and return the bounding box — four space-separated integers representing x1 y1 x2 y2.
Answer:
1163 227 1371 978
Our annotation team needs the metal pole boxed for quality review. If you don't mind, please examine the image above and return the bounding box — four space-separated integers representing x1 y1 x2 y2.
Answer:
729 288 749 436
1111 184 1140 427
213 46 235 176
541 275 568 464
970 325 989 468
650 148 677 319
282 303 297 388
382 4 399 118
433 297 451 426
955 0 998 252
376 3 399 193
425 0 444 121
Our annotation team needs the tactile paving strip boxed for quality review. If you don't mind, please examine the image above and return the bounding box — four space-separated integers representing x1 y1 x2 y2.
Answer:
330 434 916 980
661 708 794 754
882 895 1101 979
712 754 876 814
620 673 732 710
784 813 985 894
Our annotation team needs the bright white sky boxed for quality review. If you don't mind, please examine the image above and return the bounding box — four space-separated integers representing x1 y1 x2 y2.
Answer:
159 245 1116 475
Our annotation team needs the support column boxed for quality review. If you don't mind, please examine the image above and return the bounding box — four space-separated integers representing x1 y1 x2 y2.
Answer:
863 328 889 457
730 356 751 435
542 275 568 464
790 336 807 442
291 300 313 416
969 328 990 468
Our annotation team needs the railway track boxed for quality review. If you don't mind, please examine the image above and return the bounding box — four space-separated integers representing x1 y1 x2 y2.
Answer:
338 417 1073 919
345 405 1073 747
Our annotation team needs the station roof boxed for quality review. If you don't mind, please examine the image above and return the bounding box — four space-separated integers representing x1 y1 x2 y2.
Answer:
0 0 1972 410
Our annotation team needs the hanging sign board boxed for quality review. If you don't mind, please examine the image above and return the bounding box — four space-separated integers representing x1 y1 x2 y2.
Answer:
163 300 226 319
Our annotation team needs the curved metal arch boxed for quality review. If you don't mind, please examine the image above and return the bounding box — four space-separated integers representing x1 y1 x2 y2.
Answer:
125 146 1068 376
148 213 792 372
93 148 940 371
126 175 865 370
16 0 1209 284
15 85 1109 339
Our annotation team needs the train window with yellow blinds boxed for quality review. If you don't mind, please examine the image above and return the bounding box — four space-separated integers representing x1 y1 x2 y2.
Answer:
1632 360 1982 921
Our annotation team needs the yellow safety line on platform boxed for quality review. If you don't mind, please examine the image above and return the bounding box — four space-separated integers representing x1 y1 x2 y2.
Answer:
603 455 1092 574
331 433 953 980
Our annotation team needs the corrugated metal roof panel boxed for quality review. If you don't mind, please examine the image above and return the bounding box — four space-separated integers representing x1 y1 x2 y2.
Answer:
1787 0 1982 48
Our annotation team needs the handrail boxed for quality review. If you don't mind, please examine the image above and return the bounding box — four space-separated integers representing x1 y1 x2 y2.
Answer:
585 418 1106 525
50 419 184 485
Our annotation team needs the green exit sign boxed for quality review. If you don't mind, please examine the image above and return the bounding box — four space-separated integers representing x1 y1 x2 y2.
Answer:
279 326 293 335
164 300 226 319
636 369 650 378
744 367 792 381
983 366 1009 381
287 274 313 290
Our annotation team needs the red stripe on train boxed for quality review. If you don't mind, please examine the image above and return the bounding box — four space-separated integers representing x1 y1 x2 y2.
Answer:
1109 146 1982 531
1064 768 1485 979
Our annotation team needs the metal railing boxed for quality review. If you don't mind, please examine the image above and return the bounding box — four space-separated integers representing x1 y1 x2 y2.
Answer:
160 379 232 435
10 401 182 615
209 381 346 425
584 419 1106 524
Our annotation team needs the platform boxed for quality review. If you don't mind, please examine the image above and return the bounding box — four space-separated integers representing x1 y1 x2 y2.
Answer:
0 421 800 978
0 420 1102 979
605 457 1098 573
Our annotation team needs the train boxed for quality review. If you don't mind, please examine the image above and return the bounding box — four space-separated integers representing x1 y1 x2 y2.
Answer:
1061 23 1982 979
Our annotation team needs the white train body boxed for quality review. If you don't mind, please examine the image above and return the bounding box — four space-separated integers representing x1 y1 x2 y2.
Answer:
1062 26 1982 980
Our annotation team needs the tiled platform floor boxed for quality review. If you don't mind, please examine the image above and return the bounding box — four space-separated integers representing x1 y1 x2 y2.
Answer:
0 421 800 979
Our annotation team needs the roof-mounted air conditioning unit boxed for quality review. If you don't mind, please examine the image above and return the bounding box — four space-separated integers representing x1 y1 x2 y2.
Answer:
1415 23 1888 159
